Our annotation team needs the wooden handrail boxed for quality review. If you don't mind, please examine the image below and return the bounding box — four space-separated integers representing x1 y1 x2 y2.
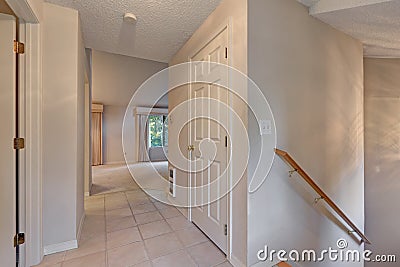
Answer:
275 149 371 244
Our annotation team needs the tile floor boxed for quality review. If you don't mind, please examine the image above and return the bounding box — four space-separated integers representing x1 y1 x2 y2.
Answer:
35 164 232 267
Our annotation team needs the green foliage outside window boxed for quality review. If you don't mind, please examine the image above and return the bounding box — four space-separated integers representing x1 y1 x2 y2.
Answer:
148 115 168 147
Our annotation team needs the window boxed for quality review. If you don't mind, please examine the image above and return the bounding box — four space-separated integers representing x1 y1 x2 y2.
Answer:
148 115 168 147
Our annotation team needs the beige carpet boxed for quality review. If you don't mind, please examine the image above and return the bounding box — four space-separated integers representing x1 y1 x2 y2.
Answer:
91 161 168 195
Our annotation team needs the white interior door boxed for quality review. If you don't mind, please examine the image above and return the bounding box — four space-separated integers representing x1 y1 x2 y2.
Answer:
0 13 17 266
190 27 229 253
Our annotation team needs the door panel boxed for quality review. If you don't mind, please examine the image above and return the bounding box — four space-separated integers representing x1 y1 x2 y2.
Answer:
0 13 17 266
190 28 229 253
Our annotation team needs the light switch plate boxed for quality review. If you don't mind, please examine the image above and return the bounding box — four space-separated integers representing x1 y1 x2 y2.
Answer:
259 120 272 135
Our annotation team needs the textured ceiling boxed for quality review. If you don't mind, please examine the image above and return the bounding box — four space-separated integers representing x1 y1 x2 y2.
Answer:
298 0 400 58
313 1 400 58
45 0 222 63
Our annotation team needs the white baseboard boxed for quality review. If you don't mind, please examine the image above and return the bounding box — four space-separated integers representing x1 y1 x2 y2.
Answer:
44 240 78 255
229 254 246 267
103 161 126 165
43 214 85 255
77 213 85 242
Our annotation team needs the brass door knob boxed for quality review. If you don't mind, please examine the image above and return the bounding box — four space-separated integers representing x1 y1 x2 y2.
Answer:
187 145 195 151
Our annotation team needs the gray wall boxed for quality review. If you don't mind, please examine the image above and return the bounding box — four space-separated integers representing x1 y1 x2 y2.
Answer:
92 50 168 164
42 2 85 248
248 0 364 266
364 58 400 266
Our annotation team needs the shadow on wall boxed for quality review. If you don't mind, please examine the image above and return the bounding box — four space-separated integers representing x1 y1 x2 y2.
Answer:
365 95 400 260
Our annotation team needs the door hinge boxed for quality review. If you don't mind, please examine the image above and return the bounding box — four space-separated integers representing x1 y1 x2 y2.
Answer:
14 233 25 247
225 47 228 59
14 41 25 54
13 138 25 150
224 224 228 236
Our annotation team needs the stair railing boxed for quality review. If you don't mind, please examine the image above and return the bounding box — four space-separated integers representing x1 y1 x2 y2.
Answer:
275 148 370 244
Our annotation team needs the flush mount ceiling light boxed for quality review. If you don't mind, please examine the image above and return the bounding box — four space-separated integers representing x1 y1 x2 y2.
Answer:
123 13 137 24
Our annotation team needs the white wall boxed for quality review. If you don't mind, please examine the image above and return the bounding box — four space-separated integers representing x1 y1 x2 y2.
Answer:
84 48 92 195
248 0 364 266
364 58 400 266
84 83 91 195
26 0 43 21
169 0 248 265
42 2 85 250
92 50 167 164
76 14 85 235
102 105 126 164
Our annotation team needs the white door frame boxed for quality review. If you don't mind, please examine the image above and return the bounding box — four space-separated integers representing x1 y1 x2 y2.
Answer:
6 0 43 266
187 18 234 261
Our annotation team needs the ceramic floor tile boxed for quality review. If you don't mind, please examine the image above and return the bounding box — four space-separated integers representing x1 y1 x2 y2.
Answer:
153 201 170 210
85 207 105 216
107 242 148 267
105 196 130 211
175 226 209 247
85 198 104 213
106 227 142 249
106 215 136 233
105 192 127 199
85 194 104 201
85 202 104 210
61 251 106 267
151 249 196 267
166 216 193 231
105 201 130 211
125 191 148 201
138 220 172 239
131 261 152 267
105 207 132 220
41 164 225 267
85 195 104 201
134 211 163 225
80 215 106 240
64 234 106 261
83 214 105 225
149 196 158 203
143 232 183 259
159 207 181 219
34 251 65 266
131 203 157 215
128 198 153 207
187 241 226 267
215 261 234 267
34 264 61 267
